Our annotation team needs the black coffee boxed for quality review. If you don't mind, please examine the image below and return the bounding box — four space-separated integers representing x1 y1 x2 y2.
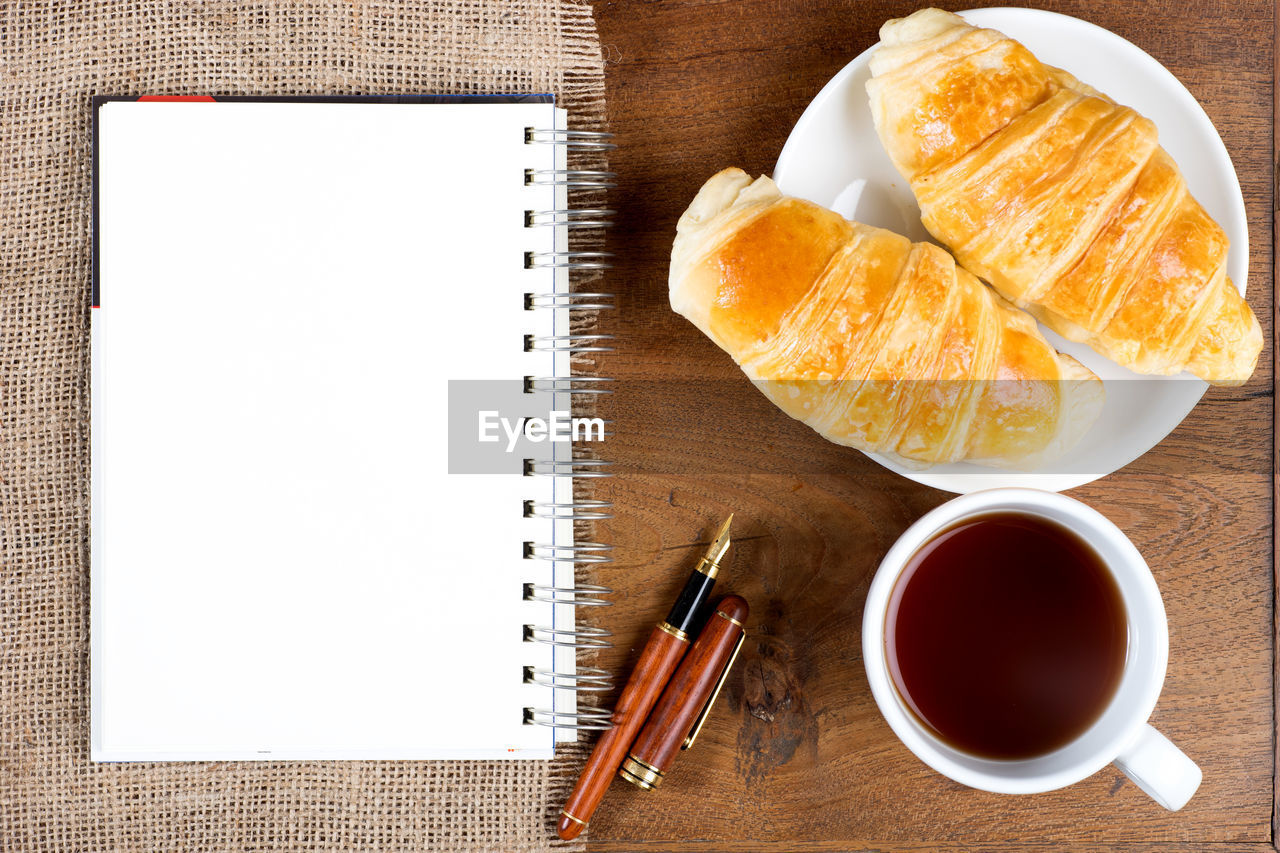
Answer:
885 512 1128 760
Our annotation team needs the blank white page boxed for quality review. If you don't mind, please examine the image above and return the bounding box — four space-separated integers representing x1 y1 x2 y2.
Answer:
91 98 572 760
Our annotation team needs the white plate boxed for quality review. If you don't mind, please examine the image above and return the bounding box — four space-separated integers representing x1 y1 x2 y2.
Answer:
773 7 1248 494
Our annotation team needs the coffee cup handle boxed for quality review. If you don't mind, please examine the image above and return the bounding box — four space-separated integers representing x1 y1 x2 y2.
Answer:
1113 724 1201 810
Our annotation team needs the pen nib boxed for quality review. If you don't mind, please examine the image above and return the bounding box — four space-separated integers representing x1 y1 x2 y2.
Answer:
702 514 733 576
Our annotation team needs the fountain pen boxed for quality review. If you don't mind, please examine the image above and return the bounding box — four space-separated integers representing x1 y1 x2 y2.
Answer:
556 515 734 841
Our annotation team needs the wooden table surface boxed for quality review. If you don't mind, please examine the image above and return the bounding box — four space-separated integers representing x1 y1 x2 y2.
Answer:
581 1 1275 850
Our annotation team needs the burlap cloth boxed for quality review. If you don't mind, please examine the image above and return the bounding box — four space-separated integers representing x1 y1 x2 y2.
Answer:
0 2 608 850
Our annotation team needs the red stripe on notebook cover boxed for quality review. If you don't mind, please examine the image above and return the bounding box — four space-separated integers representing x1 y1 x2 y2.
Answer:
136 96 217 102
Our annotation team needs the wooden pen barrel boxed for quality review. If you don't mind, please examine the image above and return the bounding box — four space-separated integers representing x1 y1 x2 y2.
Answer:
622 595 749 790
556 623 689 840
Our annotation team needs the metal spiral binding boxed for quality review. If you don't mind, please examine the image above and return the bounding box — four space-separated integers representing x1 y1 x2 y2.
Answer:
524 707 613 731
524 128 618 150
524 583 614 606
525 292 615 310
526 251 614 270
522 126 617 732
524 625 613 648
525 541 614 564
523 498 613 520
524 458 613 478
524 376 614 395
526 209 615 229
524 334 614 353
524 666 613 692
525 168 617 188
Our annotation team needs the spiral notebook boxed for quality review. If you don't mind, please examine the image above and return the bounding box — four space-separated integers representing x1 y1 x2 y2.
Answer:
90 95 612 761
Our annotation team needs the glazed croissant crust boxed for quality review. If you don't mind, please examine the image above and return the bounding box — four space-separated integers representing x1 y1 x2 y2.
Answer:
867 8 1261 386
670 168 1103 469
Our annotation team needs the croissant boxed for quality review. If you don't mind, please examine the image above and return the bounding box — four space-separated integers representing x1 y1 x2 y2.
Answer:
670 168 1104 470
867 8 1261 386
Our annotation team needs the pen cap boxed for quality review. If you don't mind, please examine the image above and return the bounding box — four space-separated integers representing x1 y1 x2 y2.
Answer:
620 595 749 791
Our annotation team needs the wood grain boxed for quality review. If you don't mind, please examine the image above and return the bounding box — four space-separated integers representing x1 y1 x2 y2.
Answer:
1272 3 1279 847
583 1 1274 849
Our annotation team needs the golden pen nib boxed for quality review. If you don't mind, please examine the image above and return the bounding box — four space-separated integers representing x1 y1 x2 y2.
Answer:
697 514 733 578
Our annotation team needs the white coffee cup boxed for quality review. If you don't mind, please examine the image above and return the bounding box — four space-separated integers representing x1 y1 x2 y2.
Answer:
862 488 1201 810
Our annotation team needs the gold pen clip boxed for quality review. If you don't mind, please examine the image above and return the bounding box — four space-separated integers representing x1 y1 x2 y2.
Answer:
681 630 746 750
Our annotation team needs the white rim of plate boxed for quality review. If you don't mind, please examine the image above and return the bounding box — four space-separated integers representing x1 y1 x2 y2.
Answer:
773 7 1248 494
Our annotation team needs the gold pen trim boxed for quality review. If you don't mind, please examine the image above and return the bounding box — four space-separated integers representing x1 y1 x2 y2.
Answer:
693 556 723 577
559 809 588 827
619 755 665 790
683 630 746 751
657 621 689 642
715 610 745 629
